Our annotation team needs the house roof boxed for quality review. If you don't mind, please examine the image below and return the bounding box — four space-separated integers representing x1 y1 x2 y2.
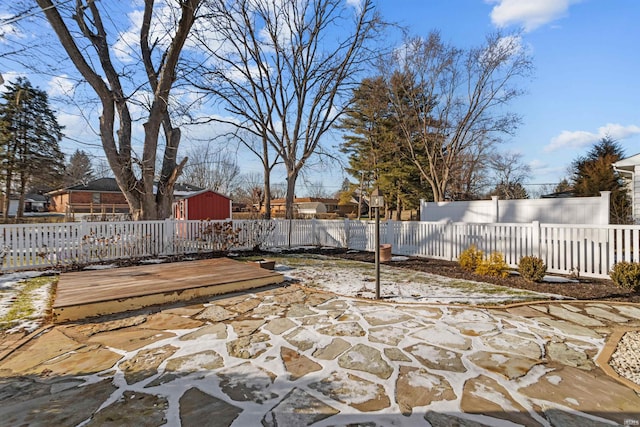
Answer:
47 178 204 196
297 202 327 214
65 177 121 192
541 190 577 199
613 153 640 172
9 193 48 202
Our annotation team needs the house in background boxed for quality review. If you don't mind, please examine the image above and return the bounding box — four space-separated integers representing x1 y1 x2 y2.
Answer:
47 177 130 216
613 152 640 223
0 194 49 216
46 178 207 219
266 197 357 218
172 189 232 220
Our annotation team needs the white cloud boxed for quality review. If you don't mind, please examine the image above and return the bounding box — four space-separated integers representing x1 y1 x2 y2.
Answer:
0 71 25 89
487 0 581 32
48 75 75 97
0 13 24 42
545 124 640 152
346 0 363 14
112 9 145 62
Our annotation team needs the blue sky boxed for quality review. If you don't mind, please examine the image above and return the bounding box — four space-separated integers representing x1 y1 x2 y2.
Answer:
376 0 640 192
1 0 639 197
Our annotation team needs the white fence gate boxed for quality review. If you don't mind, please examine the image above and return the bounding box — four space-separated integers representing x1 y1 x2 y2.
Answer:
0 219 638 279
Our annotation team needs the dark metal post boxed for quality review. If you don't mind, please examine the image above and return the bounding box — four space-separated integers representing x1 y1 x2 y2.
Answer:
375 205 380 299
370 187 384 300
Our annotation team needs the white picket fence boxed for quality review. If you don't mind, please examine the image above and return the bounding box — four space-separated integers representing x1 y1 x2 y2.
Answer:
0 219 639 278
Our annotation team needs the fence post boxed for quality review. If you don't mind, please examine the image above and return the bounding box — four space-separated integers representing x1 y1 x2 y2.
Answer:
312 218 317 246
532 221 540 258
344 218 350 249
164 219 175 255
447 220 454 261
492 196 499 223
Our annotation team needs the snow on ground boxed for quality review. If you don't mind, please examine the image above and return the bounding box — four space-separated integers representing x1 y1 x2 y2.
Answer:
0 253 566 334
0 271 55 333
273 254 568 304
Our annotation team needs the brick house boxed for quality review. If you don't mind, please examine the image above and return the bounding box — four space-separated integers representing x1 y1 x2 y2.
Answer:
47 178 203 217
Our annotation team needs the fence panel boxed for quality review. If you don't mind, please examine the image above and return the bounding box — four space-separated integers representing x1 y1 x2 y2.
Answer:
538 223 630 278
1 218 639 278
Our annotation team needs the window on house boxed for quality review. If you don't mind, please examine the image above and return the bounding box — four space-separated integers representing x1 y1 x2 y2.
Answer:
92 193 101 204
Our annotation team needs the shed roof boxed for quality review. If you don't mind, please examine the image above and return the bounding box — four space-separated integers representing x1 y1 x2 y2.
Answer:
174 189 232 201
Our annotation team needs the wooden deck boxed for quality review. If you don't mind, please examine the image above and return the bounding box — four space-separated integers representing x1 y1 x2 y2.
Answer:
52 258 284 323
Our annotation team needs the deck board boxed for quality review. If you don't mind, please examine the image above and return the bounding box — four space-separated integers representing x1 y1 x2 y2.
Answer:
52 258 283 322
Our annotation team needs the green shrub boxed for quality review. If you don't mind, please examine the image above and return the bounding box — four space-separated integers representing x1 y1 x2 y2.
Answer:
475 252 510 278
459 245 484 271
518 256 547 282
609 261 640 292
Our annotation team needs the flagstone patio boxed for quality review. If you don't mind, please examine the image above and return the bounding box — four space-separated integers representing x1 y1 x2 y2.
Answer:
1 283 639 426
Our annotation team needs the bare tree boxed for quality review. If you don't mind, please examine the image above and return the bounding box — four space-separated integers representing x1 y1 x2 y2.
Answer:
233 172 265 213
36 0 202 219
92 158 114 179
384 32 533 202
182 143 240 194
193 0 382 218
487 151 531 199
303 180 331 199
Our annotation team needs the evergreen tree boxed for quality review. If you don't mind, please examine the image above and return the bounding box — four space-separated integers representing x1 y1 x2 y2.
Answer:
339 76 427 219
64 149 94 186
570 137 631 224
554 178 572 193
0 78 64 218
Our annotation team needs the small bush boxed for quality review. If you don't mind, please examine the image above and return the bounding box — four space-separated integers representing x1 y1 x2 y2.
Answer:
609 261 640 292
475 252 510 278
518 256 547 282
459 245 484 271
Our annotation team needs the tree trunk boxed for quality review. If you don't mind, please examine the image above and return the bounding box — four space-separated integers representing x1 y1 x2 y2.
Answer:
285 171 298 220
3 177 11 221
17 173 27 218
263 171 272 220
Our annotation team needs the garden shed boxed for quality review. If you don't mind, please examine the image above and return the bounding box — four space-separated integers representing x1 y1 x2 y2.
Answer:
173 189 232 220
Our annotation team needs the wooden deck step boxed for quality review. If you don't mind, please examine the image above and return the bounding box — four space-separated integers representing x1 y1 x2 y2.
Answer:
52 258 284 323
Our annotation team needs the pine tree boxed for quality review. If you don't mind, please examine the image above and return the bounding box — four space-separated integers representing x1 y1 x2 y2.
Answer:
339 76 427 219
570 137 631 224
0 78 64 218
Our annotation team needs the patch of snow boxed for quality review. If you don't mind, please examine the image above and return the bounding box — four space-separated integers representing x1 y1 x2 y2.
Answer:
83 264 117 270
547 375 562 385
407 370 441 389
543 275 579 283
140 258 165 264
274 255 564 304
391 256 409 261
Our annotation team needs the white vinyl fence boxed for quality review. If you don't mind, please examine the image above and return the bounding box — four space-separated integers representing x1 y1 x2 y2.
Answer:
420 192 611 225
0 219 638 279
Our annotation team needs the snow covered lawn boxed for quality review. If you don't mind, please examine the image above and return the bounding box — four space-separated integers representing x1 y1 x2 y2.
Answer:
270 254 567 304
0 254 567 334
0 271 56 333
